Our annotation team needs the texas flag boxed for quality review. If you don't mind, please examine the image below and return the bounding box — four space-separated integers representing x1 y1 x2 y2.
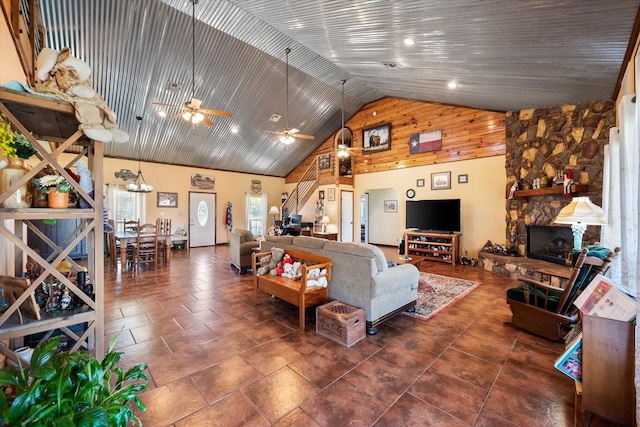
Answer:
410 129 442 154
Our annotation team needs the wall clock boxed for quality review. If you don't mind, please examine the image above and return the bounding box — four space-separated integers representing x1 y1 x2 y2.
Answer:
406 189 416 198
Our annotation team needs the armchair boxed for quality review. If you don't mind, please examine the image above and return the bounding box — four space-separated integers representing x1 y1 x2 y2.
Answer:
506 245 618 341
229 229 260 273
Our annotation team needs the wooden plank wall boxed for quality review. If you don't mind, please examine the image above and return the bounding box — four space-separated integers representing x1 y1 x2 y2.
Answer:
286 97 506 184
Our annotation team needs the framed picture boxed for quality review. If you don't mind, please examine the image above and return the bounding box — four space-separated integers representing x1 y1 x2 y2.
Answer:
319 190 325 199
431 172 451 190
416 178 425 187
409 129 442 154
458 174 468 184
318 154 331 170
384 200 398 213
157 192 178 207
363 123 391 153
327 188 335 201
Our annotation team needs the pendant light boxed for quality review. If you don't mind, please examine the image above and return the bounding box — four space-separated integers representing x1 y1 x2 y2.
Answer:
127 116 153 193
336 79 350 158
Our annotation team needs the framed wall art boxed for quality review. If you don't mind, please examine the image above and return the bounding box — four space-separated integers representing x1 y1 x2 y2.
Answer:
409 129 442 154
363 123 391 153
318 154 331 170
190 173 215 190
384 200 398 213
431 171 451 190
319 190 325 199
458 174 468 184
157 192 178 207
327 188 336 201
416 178 425 187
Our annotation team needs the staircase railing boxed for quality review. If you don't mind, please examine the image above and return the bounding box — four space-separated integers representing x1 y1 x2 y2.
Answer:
281 156 319 221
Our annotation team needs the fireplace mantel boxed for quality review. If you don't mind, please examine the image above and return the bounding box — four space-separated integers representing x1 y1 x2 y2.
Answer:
512 184 589 199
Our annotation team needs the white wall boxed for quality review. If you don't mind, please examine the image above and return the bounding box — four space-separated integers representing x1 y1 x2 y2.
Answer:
354 156 507 257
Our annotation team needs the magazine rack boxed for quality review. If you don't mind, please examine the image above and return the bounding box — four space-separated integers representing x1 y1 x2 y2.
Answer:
505 246 618 341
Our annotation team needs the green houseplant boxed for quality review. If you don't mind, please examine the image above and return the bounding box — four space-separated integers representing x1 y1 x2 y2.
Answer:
0 335 149 426
0 115 37 160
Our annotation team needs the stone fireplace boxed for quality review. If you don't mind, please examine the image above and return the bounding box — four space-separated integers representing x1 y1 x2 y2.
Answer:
505 100 615 256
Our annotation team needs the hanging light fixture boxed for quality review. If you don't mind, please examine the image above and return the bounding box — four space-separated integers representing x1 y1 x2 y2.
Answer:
184 0 202 126
127 116 154 193
336 79 350 158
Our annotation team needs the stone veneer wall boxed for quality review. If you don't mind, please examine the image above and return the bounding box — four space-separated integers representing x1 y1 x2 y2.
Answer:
505 100 616 255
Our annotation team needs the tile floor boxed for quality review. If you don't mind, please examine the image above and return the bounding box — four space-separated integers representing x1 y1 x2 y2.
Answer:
103 245 615 426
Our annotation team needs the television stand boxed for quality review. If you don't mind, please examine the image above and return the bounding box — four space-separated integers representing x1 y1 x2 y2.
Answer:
404 231 462 265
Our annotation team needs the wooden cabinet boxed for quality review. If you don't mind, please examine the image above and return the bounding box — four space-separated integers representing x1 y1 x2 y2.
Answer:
581 314 635 426
0 87 104 360
404 231 461 265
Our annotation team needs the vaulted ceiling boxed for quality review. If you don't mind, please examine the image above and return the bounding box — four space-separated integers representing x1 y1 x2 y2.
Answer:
38 0 640 177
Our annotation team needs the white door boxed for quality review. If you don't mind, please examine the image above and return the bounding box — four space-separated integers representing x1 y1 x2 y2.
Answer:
189 192 216 247
341 190 354 242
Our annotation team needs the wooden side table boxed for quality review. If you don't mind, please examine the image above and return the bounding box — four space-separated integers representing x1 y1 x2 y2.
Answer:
312 232 338 241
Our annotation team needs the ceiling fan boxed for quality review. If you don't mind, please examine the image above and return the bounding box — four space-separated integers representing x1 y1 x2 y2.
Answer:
266 47 314 145
152 0 231 126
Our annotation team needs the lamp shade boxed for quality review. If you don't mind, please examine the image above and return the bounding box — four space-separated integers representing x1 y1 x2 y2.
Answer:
554 197 606 225
269 206 279 215
321 216 330 224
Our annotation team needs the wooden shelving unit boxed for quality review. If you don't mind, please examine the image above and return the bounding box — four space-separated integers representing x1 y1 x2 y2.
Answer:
404 230 462 265
0 87 104 360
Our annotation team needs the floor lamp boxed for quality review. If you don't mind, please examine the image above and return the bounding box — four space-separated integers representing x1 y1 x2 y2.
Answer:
553 196 606 250
269 206 279 226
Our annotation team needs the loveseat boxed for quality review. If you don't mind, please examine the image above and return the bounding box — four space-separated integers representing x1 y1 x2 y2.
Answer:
229 229 260 272
261 235 420 334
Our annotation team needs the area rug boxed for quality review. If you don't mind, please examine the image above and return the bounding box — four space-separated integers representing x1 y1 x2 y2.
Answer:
402 272 481 322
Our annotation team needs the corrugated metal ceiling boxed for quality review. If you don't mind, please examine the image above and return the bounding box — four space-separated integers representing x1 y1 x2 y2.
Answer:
37 0 640 177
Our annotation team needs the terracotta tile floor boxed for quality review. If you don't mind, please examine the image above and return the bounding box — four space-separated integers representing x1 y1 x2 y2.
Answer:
103 245 615 426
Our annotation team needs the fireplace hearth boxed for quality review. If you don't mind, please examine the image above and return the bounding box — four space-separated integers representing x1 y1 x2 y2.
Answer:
526 225 573 266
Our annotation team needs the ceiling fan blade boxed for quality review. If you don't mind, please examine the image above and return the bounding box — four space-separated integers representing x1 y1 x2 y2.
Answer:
289 128 300 134
153 101 186 110
203 116 214 126
295 133 315 140
200 108 232 117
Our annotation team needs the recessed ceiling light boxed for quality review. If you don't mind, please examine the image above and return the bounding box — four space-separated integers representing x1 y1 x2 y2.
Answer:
231 127 238 134
448 82 458 89
404 38 415 45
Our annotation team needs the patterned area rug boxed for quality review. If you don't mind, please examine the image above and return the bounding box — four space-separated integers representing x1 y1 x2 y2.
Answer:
402 272 481 322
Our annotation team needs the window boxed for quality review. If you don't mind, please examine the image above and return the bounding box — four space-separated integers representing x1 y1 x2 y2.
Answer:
106 184 146 231
246 193 267 236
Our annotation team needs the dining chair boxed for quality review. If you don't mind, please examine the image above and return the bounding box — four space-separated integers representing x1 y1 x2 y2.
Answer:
122 218 139 268
155 218 172 266
106 219 118 268
135 223 158 270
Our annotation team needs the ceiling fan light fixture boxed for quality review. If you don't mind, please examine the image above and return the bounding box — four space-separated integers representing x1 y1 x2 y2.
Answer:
182 111 192 121
193 112 204 123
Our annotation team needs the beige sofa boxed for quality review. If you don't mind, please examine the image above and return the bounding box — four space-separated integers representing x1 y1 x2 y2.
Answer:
229 229 260 272
261 235 420 334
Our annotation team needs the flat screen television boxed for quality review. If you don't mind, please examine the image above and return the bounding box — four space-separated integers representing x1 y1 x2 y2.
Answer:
406 199 461 233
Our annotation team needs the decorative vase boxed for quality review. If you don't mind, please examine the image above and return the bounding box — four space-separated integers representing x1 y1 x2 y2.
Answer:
0 157 32 208
47 189 69 208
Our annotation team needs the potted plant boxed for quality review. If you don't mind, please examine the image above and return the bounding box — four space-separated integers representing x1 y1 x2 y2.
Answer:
33 174 74 208
0 115 38 208
0 335 149 426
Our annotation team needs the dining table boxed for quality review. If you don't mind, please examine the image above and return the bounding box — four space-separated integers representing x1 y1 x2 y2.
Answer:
114 231 172 270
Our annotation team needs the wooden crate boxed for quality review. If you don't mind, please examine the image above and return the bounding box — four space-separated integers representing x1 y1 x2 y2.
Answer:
316 301 365 347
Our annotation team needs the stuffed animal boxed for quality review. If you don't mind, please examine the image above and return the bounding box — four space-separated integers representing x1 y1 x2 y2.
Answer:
35 47 129 144
257 247 285 276
306 267 328 288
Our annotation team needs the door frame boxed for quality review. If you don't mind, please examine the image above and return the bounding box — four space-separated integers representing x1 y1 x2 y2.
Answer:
188 191 217 247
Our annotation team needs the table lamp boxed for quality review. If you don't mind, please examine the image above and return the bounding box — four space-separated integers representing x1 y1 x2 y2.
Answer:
321 216 330 233
269 206 279 225
553 196 606 250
